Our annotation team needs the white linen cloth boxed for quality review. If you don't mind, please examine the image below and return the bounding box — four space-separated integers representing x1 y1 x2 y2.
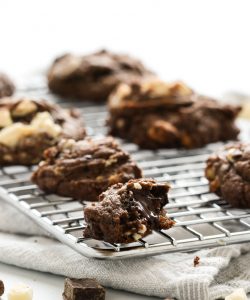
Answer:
0 200 250 300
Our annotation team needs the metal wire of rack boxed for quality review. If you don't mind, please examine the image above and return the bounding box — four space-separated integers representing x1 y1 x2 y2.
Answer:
0 81 250 259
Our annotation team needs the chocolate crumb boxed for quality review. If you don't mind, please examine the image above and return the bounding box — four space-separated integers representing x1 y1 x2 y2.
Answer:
193 256 200 267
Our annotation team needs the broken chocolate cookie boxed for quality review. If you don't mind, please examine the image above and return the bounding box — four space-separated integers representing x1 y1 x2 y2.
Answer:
0 97 85 165
108 80 241 149
84 178 175 244
205 142 250 208
32 137 142 201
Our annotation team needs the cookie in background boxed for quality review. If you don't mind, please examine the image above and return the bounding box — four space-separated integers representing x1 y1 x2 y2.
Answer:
108 79 241 149
47 49 154 101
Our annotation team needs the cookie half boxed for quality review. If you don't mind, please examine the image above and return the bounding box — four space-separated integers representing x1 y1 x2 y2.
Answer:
84 178 175 244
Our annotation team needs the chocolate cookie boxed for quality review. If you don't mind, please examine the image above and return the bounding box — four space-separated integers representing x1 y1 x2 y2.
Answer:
205 142 250 208
32 137 142 201
0 97 85 165
84 178 175 244
47 49 153 101
108 80 241 149
0 73 15 98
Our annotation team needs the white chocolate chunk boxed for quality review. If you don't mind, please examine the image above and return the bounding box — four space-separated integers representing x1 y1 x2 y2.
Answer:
115 83 131 99
8 283 33 300
31 112 62 138
110 84 131 106
225 288 247 300
133 182 142 190
53 55 81 78
12 99 37 117
142 80 170 97
133 233 142 241
141 80 192 98
0 123 36 147
0 112 62 147
60 138 76 150
0 108 13 127
105 158 117 167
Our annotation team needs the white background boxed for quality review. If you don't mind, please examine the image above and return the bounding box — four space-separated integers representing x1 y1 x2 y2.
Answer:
0 1 250 299
1 0 250 97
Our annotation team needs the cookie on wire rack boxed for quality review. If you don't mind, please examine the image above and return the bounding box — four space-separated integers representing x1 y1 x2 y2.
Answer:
108 79 241 149
205 142 250 208
32 137 142 201
84 178 175 244
48 49 154 101
0 97 85 165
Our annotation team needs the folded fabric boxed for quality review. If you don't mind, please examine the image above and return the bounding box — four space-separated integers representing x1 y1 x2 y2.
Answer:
0 200 250 300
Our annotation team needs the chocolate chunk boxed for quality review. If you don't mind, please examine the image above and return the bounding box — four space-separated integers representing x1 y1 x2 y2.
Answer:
205 142 250 208
63 278 105 300
32 137 142 201
0 280 4 296
48 49 154 101
108 79 241 149
84 178 175 244
0 97 85 165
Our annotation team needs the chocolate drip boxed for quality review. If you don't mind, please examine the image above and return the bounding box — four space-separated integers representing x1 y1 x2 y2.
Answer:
135 194 164 229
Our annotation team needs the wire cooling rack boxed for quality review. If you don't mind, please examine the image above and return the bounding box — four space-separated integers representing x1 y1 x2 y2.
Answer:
0 79 250 259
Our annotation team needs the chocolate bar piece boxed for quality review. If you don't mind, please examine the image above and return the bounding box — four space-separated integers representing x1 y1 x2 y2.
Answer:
63 278 105 300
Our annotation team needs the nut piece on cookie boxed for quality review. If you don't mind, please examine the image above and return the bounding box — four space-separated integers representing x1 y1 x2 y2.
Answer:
205 142 250 208
108 79 241 149
47 49 154 101
84 178 175 244
0 73 15 98
0 97 85 165
32 137 142 201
